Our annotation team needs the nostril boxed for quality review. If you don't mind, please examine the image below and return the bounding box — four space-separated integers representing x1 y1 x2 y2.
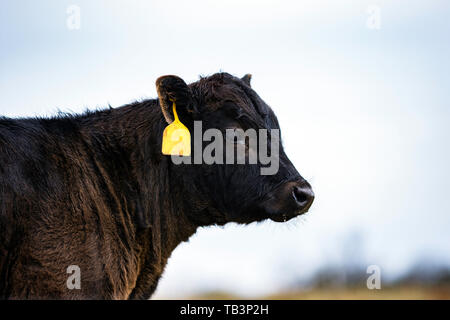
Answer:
293 187 307 204
292 186 314 207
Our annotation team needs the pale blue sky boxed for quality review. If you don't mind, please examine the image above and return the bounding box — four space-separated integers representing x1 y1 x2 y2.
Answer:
1 1 449 298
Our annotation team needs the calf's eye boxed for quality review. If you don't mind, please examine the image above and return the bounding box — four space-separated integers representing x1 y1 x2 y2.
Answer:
224 128 246 145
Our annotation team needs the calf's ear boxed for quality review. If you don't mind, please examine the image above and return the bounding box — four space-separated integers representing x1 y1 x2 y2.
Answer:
241 74 252 86
156 75 196 124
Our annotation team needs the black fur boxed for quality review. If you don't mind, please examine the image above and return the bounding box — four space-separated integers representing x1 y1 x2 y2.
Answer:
0 72 313 299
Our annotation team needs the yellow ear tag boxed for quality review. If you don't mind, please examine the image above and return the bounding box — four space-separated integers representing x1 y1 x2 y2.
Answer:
162 101 191 156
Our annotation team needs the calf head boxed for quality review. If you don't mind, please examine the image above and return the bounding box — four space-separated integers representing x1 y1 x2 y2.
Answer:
156 73 314 226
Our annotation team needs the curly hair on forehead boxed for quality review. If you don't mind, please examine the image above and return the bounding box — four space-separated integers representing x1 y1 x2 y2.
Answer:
190 73 257 115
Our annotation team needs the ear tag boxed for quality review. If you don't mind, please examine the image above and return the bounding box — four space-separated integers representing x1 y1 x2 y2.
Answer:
162 101 191 156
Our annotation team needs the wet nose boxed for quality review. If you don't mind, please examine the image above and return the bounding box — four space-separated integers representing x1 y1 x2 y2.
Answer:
292 185 315 212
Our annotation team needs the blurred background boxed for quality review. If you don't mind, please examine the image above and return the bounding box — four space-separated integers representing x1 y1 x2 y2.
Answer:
1 0 449 299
